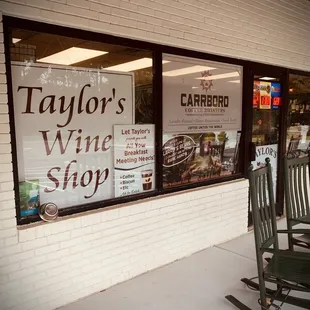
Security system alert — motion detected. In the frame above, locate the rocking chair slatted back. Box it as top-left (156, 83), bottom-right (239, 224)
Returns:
top-left (249, 159), bottom-right (279, 253)
top-left (284, 155), bottom-right (310, 221)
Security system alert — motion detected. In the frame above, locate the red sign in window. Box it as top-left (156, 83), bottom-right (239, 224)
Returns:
top-left (260, 96), bottom-right (271, 109)
top-left (272, 97), bottom-right (281, 106)
top-left (253, 94), bottom-right (259, 108)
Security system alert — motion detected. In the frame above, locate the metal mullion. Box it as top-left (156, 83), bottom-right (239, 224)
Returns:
top-left (153, 51), bottom-right (163, 192)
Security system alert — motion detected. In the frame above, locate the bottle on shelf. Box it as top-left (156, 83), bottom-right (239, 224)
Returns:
top-left (300, 102), bottom-right (304, 113)
top-left (291, 99), bottom-right (296, 112)
top-left (307, 128), bottom-right (310, 141)
top-left (295, 100), bottom-right (300, 112)
top-left (258, 137), bottom-right (262, 146)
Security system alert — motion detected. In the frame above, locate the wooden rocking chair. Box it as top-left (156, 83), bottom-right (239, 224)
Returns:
top-left (225, 158), bottom-right (310, 310)
top-left (284, 154), bottom-right (310, 250)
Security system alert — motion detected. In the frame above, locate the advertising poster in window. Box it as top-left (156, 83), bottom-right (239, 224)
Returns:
top-left (253, 81), bottom-right (260, 108)
top-left (162, 55), bottom-right (242, 188)
top-left (271, 82), bottom-right (281, 110)
top-left (113, 125), bottom-right (155, 197)
top-left (259, 81), bottom-right (271, 110)
top-left (11, 62), bottom-right (134, 211)
top-left (19, 180), bottom-right (40, 216)
top-left (162, 56), bottom-right (242, 134)
top-left (251, 144), bottom-right (278, 198)
top-left (162, 131), bottom-right (239, 188)
top-left (254, 81), bottom-right (281, 110)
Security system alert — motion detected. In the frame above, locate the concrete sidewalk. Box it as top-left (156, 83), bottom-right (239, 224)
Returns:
top-left (59, 219), bottom-right (306, 310)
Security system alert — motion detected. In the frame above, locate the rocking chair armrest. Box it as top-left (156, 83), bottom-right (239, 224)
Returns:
top-left (277, 229), bottom-right (310, 235)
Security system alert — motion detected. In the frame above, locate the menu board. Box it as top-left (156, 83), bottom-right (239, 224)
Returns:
top-left (114, 125), bottom-right (155, 197)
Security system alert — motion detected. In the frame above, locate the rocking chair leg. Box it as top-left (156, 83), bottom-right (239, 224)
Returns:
top-left (287, 222), bottom-right (294, 251)
top-left (256, 274), bottom-right (267, 310)
top-left (241, 278), bottom-right (277, 295)
top-left (288, 233), bottom-right (294, 251)
top-left (225, 295), bottom-right (252, 310)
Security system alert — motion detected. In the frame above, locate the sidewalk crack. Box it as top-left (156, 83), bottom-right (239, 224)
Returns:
top-left (215, 246), bottom-right (256, 262)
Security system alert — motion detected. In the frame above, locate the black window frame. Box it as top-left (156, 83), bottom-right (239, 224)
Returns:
top-left (4, 16), bottom-right (249, 225)
top-left (283, 68), bottom-right (310, 202)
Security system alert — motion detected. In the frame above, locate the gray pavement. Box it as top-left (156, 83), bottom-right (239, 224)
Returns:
top-left (60, 219), bottom-right (308, 310)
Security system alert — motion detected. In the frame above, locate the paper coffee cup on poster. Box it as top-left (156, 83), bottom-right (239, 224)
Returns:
top-left (141, 169), bottom-right (153, 191)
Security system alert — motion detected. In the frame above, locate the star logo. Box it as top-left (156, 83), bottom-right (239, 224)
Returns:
top-left (200, 70), bottom-right (213, 92)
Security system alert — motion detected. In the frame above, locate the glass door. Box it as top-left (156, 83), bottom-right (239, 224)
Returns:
top-left (248, 74), bottom-right (284, 226)
top-left (252, 76), bottom-right (281, 196)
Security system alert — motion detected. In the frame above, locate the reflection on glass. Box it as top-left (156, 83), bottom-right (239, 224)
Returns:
top-left (37, 47), bottom-right (109, 65)
top-left (287, 74), bottom-right (310, 156)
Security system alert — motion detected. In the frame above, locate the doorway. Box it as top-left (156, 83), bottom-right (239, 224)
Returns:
top-left (247, 70), bottom-right (287, 227)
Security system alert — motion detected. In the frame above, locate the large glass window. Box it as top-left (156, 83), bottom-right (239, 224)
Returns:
top-left (162, 55), bottom-right (242, 188)
top-left (8, 24), bottom-right (246, 223)
top-left (10, 29), bottom-right (155, 218)
top-left (287, 74), bottom-right (310, 156)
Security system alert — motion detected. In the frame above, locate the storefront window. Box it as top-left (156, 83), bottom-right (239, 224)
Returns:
top-left (10, 29), bottom-right (155, 217)
top-left (287, 74), bottom-right (310, 156)
top-left (8, 25), bottom-right (247, 223)
top-left (162, 55), bottom-right (242, 188)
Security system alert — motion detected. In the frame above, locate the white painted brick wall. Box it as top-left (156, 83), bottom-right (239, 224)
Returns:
top-left (1, 0), bottom-right (308, 309)
top-left (0, 0), bottom-right (309, 70)
top-left (0, 177), bottom-right (249, 310)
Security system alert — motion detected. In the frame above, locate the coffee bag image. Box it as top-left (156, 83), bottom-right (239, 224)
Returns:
top-left (19, 180), bottom-right (40, 216)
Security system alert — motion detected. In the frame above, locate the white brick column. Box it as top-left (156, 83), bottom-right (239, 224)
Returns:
top-left (0, 14), bottom-right (17, 246)
top-left (0, 11), bottom-right (21, 309)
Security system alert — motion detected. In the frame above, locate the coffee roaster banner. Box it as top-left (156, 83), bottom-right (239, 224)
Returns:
top-left (162, 55), bottom-right (242, 134)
